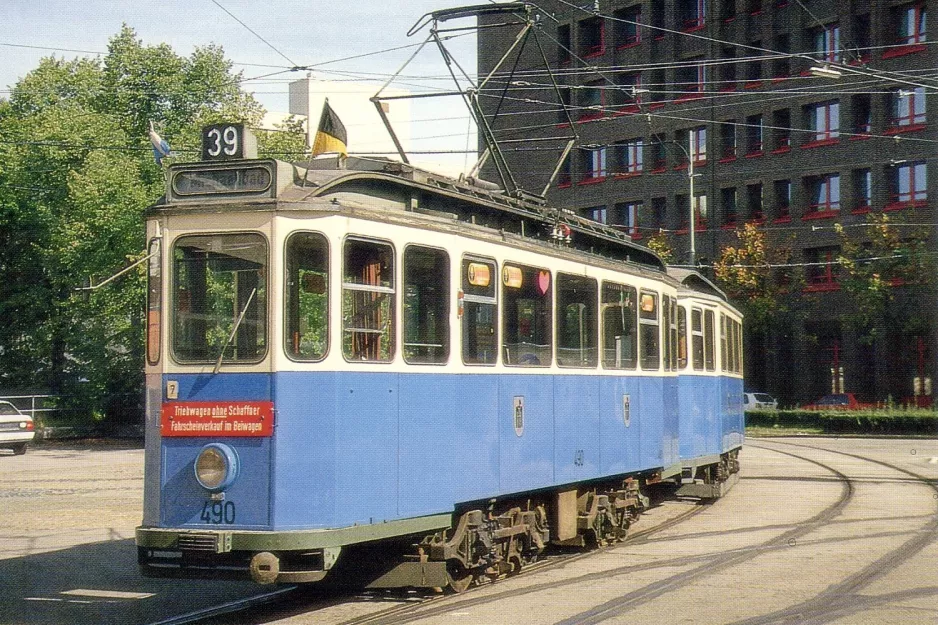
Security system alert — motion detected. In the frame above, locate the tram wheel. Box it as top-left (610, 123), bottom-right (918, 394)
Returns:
top-left (447, 562), bottom-right (473, 593)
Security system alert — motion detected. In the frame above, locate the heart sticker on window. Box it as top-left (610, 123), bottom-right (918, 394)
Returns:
top-left (537, 271), bottom-right (550, 295)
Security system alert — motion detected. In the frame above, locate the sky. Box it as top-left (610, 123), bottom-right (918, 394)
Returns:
top-left (0, 0), bottom-right (482, 171)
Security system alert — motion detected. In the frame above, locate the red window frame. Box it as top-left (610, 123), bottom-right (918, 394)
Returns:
top-left (619, 139), bottom-right (643, 175)
top-left (808, 101), bottom-right (840, 142)
top-left (580, 18), bottom-right (606, 58)
top-left (808, 174), bottom-right (841, 214)
top-left (891, 161), bottom-right (927, 206)
top-left (897, 4), bottom-right (926, 45)
top-left (681, 0), bottom-right (706, 30)
top-left (690, 127), bottom-right (707, 164)
top-left (615, 7), bottom-right (641, 48)
top-left (807, 249), bottom-right (839, 287)
top-left (813, 24), bottom-right (841, 63)
top-left (891, 87), bottom-right (926, 127)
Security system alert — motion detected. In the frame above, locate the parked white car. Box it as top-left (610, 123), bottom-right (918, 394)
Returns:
top-left (744, 392), bottom-right (778, 411)
top-left (0, 400), bottom-right (35, 455)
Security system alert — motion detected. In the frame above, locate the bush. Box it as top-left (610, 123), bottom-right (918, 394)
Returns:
top-left (746, 408), bottom-right (938, 435)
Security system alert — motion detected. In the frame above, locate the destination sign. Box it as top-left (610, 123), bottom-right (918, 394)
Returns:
top-left (172, 166), bottom-right (272, 196)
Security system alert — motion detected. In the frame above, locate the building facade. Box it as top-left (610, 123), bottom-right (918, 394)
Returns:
top-left (478, 0), bottom-right (936, 406)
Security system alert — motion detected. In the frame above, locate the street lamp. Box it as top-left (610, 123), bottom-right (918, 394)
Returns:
top-left (665, 137), bottom-right (702, 267)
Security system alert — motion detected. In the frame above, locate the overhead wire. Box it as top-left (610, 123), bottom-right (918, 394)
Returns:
top-left (208, 0), bottom-right (299, 68)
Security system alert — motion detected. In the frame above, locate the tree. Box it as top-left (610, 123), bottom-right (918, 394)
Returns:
top-left (0, 27), bottom-right (304, 423)
top-left (712, 223), bottom-right (799, 333)
top-left (835, 214), bottom-right (932, 343)
top-left (645, 231), bottom-right (674, 265)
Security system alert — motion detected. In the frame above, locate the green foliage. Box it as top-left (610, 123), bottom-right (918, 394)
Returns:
top-left (712, 223), bottom-right (801, 333)
top-left (834, 214), bottom-right (932, 343)
top-left (257, 115), bottom-right (310, 160)
top-left (645, 231), bottom-right (674, 264)
top-left (746, 408), bottom-right (938, 435)
top-left (0, 27), bottom-right (301, 422)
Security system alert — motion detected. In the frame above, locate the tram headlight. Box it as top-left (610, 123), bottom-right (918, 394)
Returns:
top-left (194, 443), bottom-right (239, 491)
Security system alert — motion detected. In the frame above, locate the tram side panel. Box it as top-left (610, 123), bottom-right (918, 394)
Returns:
top-left (334, 371), bottom-right (400, 526)
top-left (398, 372), bottom-right (458, 518)
top-left (553, 374), bottom-right (601, 485)
top-left (662, 375), bottom-right (680, 469)
top-left (637, 376), bottom-right (666, 469)
top-left (497, 373), bottom-right (555, 496)
top-left (270, 371), bottom-right (338, 529)
top-left (599, 376), bottom-right (644, 476)
top-left (721, 375), bottom-right (745, 452)
top-left (453, 373), bottom-right (501, 503)
top-left (678, 374), bottom-right (722, 461)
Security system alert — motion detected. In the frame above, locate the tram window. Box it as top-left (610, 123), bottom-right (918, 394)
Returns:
top-left (343, 238), bottom-right (395, 362)
top-left (720, 314), bottom-right (728, 372)
top-left (704, 310), bottom-right (715, 371)
top-left (462, 257), bottom-right (497, 365)
top-left (557, 274), bottom-right (598, 368)
top-left (172, 233), bottom-right (267, 363)
top-left (670, 297), bottom-right (679, 370)
top-left (727, 318), bottom-right (736, 373)
top-left (502, 264), bottom-right (552, 367)
top-left (677, 305), bottom-right (688, 369)
top-left (662, 296), bottom-right (671, 371)
top-left (736, 320), bottom-right (744, 373)
top-left (403, 246), bottom-right (449, 364)
top-left (691, 308), bottom-right (704, 371)
top-left (147, 237), bottom-right (161, 366)
top-left (639, 291), bottom-right (660, 370)
top-left (601, 282), bottom-right (637, 369)
top-left (285, 232), bottom-right (328, 361)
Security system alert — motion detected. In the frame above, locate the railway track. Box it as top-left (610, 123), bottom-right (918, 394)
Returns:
top-left (723, 439), bottom-right (938, 625)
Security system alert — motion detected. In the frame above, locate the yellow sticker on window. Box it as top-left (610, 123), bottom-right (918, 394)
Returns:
top-left (502, 266), bottom-right (523, 288)
top-left (640, 293), bottom-right (656, 313)
top-left (467, 262), bottom-right (491, 287)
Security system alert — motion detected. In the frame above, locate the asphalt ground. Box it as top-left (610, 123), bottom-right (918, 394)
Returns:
top-left (1, 437), bottom-right (936, 625)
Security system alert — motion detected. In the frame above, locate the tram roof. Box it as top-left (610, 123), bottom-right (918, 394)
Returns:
top-left (150, 155), bottom-right (666, 272)
top-left (296, 156), bottom-right (665, 271)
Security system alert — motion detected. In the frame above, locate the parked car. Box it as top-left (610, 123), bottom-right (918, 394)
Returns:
top-left (802, 393), bottom-right (873, 411)
top-left (744, 392), bottom-right (778, 410)
top-left (0, 400), bottom-right (35, 455)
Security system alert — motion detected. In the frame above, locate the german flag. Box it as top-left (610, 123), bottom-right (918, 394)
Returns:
top-left (311, 100), bottom-right (348, 157)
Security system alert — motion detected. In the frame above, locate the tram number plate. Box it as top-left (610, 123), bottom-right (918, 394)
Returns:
top-left (201, 500), bottom-right (236, 525)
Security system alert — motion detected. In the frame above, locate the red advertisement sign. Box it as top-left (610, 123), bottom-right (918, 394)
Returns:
top-left (161, 401), bottom-right (274, 437)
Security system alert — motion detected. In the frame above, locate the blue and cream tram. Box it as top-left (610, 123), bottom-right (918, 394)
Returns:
top-left (136, 125), bottom-right (743, 589)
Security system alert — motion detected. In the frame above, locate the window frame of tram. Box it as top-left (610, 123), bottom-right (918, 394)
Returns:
top-left (639, 290), bottom-right (660, 370)
top-left (171, 232), bottom-right (269, 364)
top-left (284, 232), bottom-right (329, 362)
top-left (677, 305), bottom-right (688, 369)
top-left (691, 308), bottom-right (705, 371)
top-left (402, 245), bottom-right (450, 365)
top-left (147, 237), bottom-right (161, 366)
top-left (556, 273), bottom-right (598, 368)
top-left (721, 313), bottom-right (729, 372)
top-left (662, 294), bottom-right (678, 371)
top-left (501, 263), bottom-right (552, 367)
top-left (704, 309), bottom-right (716, 371)
top-left (461, 256), bottom-right (498, 366)
top-left (342, 237), bottom-right (395, 363)
top-left (601, 281), bottom-right (638, 370)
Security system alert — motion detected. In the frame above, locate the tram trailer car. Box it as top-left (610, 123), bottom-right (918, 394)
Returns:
top-left (136, 124), bottom-right (743, 590)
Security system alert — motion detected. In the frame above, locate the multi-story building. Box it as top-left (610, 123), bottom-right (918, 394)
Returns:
top-left (478, 0), bottom-right (936, 406)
